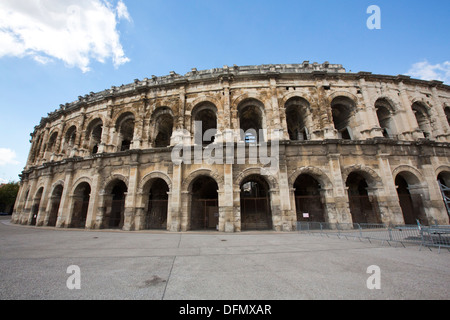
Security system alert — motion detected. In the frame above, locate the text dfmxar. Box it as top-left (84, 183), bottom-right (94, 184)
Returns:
top-left (179, 304), bottom-right (272, 317)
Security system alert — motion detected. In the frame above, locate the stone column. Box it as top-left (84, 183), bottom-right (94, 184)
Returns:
top-left (21, 174), bottom-right (38, 224)
top-left (316, 84), bottom-right (336, 139)
top-left (169, 161), bottom-right (183, 232)
top-left (123, 153), bottom-right (139, 231)
top-left (269, 77), bottom-right (283, 141)
top-left (358, 77), bottom-right (384, 139)
top-left (12, 180), bottom-right (28, 224)
top-left (35, 171), bottom-right (53, 227)
top-left (376, 148), bottom-right (404, 225)
top-left (233, 185), bottom-right (241, 232)
top-left (276, 144), bottom-right (295, 231)
top-left (100, 120), bottom-right (114, 153)
top-left (397, 81), bottom-right (421, 140)
top-left (132, 103), bottom-right (145, 150)
top-left (221, 162), bottom-right (235, 232)
top-left (180, 191), bottom-right (190, 231)
top-left (431, 84), bottom-right (450, 141)
top-left (85, 159), bottom-right (103, 229)
top-left (326, 150), bottom-right (352, 223)
top-left (219, 80), bottom-right (236, 232)
top-left (56, 162), bottom-right (75, 228)
top-left (221, 78), bottom-right (233, 143)
top-left (420, 148), bottom-right (449, 224)
top-left (76, 110), bottom-right (87, 148)
top-left (38, 127), bottom-right (50, 163)
top-left (171, 88), bottom-right (189, 146)
top-left (269, 188), bottom-right (282, 231)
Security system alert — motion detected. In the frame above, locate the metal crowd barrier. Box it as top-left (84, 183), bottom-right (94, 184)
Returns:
top-left (418, 225), bottom-right (450, 253)
top-left (297, 221), bottom-right (450, 253)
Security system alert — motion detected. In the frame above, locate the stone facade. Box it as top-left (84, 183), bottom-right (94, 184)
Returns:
top-left (12, 62), bottom-right (450, 232)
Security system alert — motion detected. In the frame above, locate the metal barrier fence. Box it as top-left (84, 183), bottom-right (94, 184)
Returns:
top-left (297, 222), bottom-right (450, 253)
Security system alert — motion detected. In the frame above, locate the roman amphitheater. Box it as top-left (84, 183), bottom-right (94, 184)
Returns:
top-left (11, 62), bottom-right (450, 232)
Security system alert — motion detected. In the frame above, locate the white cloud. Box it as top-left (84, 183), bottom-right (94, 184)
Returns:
top-left (0, 148), bottom-right (20, 166)
top-left (407, 60), bottom-right (450, 84)
top-left (116, 0), bottom-right (131, 22)
top-left (0, 0), bottom-right (131, 73)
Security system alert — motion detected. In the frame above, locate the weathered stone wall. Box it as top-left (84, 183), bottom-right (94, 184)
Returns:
top-left (12, 63), bottom-right (450, 231)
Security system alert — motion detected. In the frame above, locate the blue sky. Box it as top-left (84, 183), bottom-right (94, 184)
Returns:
top-left (0, 0), bottom-right (449, 183)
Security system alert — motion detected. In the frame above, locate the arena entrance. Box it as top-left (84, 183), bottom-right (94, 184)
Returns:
top-left (240, 175), bottom-right (272, 230)
top-left (70, 182), bottom-right (90, 228)
top-left (30, 187), bottom-right (44, 226)
top-left (47, 185), bottom-right (63, 227)
top-left (108, 180), bottom-right (127, 229)
top-left (294, 174), bottom-right (326, 222)
top-left (145, 178), bottom-right (169, 230)
top-left (346, 172), bottom-right (381, 224)
top-left (190, 176), bottom-right (219, 230)
top-left (395, 173), bottom-right (427, 225)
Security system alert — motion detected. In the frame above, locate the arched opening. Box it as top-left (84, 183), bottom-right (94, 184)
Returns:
top-left (412, 102), bottom-right (432, 139)
top-left (240, 175), bottom-right (272, 230)
top-left (154, 114), bottom-right (174, 148)
top-left (70, 182), bottom-right (90, 228)
top-left (30, 187), bottom-right (44, 226)
top-left (375, 99), bottom-right (396, 138)
top-left (63, 126), bottom-right (77, 155)
top-left (190, 176), bottom-right (219, 230)
top-left (86, 119), bottom-right (103, 154)
top-left (23, 189), bottom-right (30, 210)
top-left (116, 112), bottom-right (135, 151)
top-left (108, 180), bottom-right (127, 229)
top-left (437, 172), bottom-right (450, 221)
top-left (48, 185), bottom-right (63, 227)
top-left (285, 97), bottom-right (310, 141)
top-left (30, 135), bottom-right (43, 163)
top-left (294, 174), bottom-right (325, 222)
top-left (395, 172), bottom-right (427, 225)
top-left (238, 99), bottom-right (264, 143)
top-left (346, 172), bottom-right (381, 224)
top-left (192, 103), bottom-right (217, 145)
top-left (145, 178), bottom-right (169, 230)
top-left (331, 96), bottom-right (355, 140)
top-left (444, 106), bottom-right (450, 128)
top-left (46, 132), bottom-right (58, 154)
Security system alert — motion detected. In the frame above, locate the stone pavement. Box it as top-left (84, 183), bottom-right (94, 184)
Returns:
top-left (0, 217), bottom-right (449, 300)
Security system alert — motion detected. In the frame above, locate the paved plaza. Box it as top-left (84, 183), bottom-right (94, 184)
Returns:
top-left (0, 216), bottom-right (449, 300)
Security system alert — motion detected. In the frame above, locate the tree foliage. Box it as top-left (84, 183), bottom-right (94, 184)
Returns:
top-left (0, 182), bottom-right (20, 213)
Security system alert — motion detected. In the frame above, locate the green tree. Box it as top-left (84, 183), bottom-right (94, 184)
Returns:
top-left (0, 182), bottom-right (20, 214)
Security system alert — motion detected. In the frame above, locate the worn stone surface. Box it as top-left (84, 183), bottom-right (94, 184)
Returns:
top-left (11, 62), bottom-right (450, 231)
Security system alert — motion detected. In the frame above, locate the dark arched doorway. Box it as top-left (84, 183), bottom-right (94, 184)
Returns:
top-left (190, 176), bottom-right (219, 230)
top-left (412, 102), bottom-right (432, 139)
top-left (238, 99), bottom-right (265, 143)
top-left (285, 97), bottom-right (310, 141)
top-left (193, 104), bottom-right (217, 146)
top-left (395, 173), bottom-right (427, 225)
top-left (346, 172), bottom-right (381, 224)
top-left (145, 178), bottom-right (169, 230)
top-left (48, 185), bottom-right (63, 227)
top-left (240, 175), bottom-right (272, 230)
top-left (294, 174), bottom-right (326, 222)
top-left (331, 96), bottom-right (355, 140)
top-left (70, 182), bottom-right (91, 228)
top-left (116, 112), bottom-right (135, 151)
top-left (30, 187), bottom-right (44, 226)
top-left (86, 118), bottom-right (103, 154)
top-left (154, 114), bottom-right (173, 147)
top-left (108, 180), bottom-right (127, 228)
